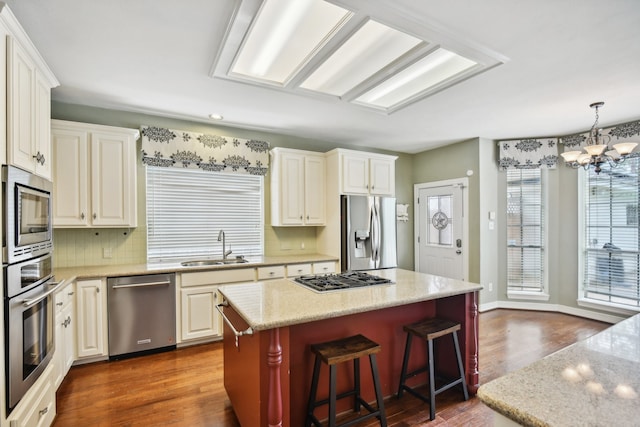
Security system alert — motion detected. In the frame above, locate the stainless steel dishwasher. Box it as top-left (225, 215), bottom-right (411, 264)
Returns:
top-left (107, 273), bottom-right (176, 358)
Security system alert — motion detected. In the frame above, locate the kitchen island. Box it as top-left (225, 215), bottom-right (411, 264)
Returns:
top-left (218, 268), bottom-right (482, 427)
top-left (477, 313), bottom-right (640, 427)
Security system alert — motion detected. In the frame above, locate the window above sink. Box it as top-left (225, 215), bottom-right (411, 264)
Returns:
top-left (146, 167), bottom-right (264, 262)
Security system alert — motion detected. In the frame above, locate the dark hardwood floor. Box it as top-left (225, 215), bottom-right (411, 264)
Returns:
top-left (53, 309), bottom-right (609, 426)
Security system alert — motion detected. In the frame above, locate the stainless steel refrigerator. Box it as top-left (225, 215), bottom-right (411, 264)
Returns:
top-left (341, 195), bottom-right (397, 271)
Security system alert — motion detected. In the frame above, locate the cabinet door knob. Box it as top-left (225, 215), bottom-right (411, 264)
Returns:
top-left (93, 213), bottom-right (97, 220)
top-left (80, 213), bottom-right (85, 220)
top-left (33, 152), bottom-right (45, 165)
top-left (306, 215), bottom-right (309, 220)
top-left (299, 215), bottom-right (303, 220)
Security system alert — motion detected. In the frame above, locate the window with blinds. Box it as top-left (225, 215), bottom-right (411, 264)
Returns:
top-left (146, 166), bottom-right (264, 261)
top-left (583, 159), bottom-right (640, 307)
top-left (506, 168), bottom-right (544, 292)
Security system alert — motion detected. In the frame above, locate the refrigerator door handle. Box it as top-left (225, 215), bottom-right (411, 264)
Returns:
top-left (371, 200), bottom-right (381, 264)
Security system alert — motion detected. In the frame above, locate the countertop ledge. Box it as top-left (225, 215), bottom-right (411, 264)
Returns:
top-left (53, 254), bottom-right (338, 282)
top-left (477, 313), bottom-right (640, 427)
top-left (219, 268), bottom-right (482, 331)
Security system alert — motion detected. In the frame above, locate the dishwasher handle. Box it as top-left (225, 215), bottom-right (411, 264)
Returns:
top-left (216, 301), bottom-right (253, 348)
top-left (111, 280), bottom-right (172, 289)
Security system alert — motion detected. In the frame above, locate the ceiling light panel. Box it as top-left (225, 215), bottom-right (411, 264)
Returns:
top-left (300, 20), bottom-right (424, 97)
top-left (354, 48), bottom-right (478, 109)
top-left (230, 0), bottom-right (352, 85)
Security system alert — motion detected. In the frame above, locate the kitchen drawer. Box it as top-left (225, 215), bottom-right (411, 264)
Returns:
top-left (286, 263), bottom-right (312, 277)
top-left (8, 364), bottom-right (56, 427)
top-left (181, 268), bottom-right (255, 287)
top-left (312, 261), bottom-right (336, 274)
top-left (53, 281), bottom-right (74, 314)
top-left (257, 265), bottom-right (285, 280)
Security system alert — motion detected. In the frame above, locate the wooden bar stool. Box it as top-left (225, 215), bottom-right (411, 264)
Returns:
top-left (306, 334), bottom-right (387, 427)
top-left (396, 318), bottom-right (469, 421)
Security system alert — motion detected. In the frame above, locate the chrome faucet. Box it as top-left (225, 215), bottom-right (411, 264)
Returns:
top-left (218, 230), bottom-right (232, 259)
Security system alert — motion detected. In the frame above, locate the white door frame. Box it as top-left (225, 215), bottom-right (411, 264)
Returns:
top-left (414, 177), bottom-right (469, 281)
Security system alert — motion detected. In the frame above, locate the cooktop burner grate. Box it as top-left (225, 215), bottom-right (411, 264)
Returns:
top-left (293, 271), bottom-right (393, 292)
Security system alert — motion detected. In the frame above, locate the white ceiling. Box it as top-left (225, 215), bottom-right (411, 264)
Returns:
top-left (5, 0), bottom-right (640, 154)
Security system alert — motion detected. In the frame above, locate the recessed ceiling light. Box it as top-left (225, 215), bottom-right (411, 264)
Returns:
top-left (230, 0), bottom-right (352, 85)
top-left (209, 113), bottom-right (224, 120)
top-left (213, 0), bottom-right (507, 113)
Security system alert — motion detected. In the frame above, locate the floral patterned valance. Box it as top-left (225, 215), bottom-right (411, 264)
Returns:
top-left (499, 138), bottom-right (558, 170)
top-left (560, 119), bottom-right (640, 153)
top-left (140, 126), bottom-right (269, 176)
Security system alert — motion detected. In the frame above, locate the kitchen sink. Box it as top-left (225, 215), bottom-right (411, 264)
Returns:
top-left (181, 257), bottom-right (249, 267)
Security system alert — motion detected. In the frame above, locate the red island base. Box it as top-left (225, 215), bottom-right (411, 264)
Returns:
top-left (223, 291), bottom-right (479, 427)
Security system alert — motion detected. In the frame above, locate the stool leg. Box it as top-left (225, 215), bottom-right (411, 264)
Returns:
top-left (452, 331), bottom-right (469, 401)
top-left (306, 355), bottom-right (322, 427)
top-left (369, 354), bottom-right (387, 427)
top-left (353, 358), bottom-right (361, 412)
top-left (397, 333), bottom-right (413, 398)
top-left (329, 364), bottom-right (337, 427)
top-left (427, 338), bottom-right (436, 421)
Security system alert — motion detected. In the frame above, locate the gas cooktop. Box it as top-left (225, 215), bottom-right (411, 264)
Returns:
top-left (293, 271), bottom-right (393, 293)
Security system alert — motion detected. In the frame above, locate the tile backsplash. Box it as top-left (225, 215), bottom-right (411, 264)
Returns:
top-left (53, 224), bottom-right (318, 268)
top-left (53, 228), bottom-right (147, 268)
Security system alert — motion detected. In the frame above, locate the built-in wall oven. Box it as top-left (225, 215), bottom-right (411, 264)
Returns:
top-left (3, 165), bottom-right (57, 413)
top-left (2, 165), bottom-right (53, 265)
top-left (4, 253), bottom-right (62, 412)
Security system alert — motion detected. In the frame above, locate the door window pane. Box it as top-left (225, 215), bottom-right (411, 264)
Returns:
top-left (427, 195), bottom-right (452, 246)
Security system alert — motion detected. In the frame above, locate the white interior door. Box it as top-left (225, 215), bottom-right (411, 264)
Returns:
top-left (415, 179), bottom-right (468, 281)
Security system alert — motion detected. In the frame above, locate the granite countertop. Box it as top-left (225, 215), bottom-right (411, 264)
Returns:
top-left (218, 268), bottom-right (482, 331)
top-left (53, 253), bottom-right (337, 282)
top-left (477, 314), bottom-right (640, 427)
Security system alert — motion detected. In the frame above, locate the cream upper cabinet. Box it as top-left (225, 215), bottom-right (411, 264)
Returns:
top-left (270, 147), bottom-right (325, 226)
top-left (331, 149), bottom-right (397, 196)
top-left (6, 35), bottom-right (58, 180)
top-left (51, 120), bottom-right (139, 228)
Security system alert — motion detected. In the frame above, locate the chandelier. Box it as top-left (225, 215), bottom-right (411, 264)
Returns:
top-left (560, 102), bottom-right (637, 174)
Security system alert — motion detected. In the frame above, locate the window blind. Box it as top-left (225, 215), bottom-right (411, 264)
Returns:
top-left (146, 166), bottom-right (263, 261)
top-left (583, 159), bottom-right (640, 307)
top-left (506, 168), bottom-right (544, 291)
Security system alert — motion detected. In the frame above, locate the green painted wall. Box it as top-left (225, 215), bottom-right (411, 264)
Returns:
top-left (412, 139), bottom-right (481, 283)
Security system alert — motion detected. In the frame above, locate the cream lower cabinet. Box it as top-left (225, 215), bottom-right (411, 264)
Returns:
top-left (53, 282), bottom-right (75, 389)
top-left (75, 279), bottom-right (108, 360)
top-left (179, 268), bottom-right (255, 343)
top-left (7, 364), bottom-right (56, 427)
top-left (180, 285), bottom-right (222, 341)
top-left (51, 120), bottom-right (139, 228)
top-left (270, 147), bottom-right (326, 226)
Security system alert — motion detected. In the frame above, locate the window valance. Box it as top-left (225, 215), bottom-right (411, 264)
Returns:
top-left (499, 138), bottom-right (558, 170)
top-left (140, 125), bottom-right (270, 176)
top-left (560, 119), bottom-right (640, 153)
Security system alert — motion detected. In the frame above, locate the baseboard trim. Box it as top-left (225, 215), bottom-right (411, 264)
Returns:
top-left (479, 300), bottom-right (625, 324)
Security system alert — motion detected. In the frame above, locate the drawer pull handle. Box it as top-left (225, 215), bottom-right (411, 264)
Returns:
top-left (39, 406), bottom-right (48, 416)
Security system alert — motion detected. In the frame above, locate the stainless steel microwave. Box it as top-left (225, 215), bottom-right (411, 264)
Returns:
top-left (2, 165), bottom-right (53, 265)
